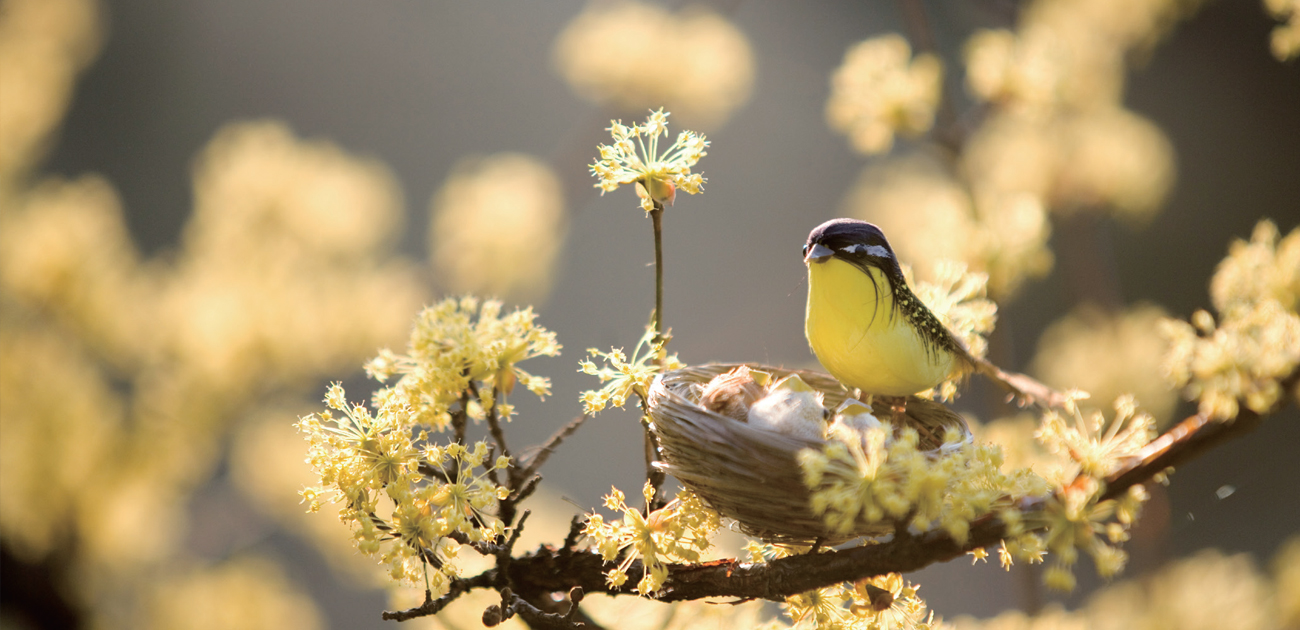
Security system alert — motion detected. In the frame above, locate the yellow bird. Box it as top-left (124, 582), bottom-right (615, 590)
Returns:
top-left (803, 218), bottom-right (964, 396)
top-left (803, 218), bottom-right (1062, 406)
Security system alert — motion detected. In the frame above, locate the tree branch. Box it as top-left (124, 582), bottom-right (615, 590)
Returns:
top-left (388, 370), bottom-right (1298, 621)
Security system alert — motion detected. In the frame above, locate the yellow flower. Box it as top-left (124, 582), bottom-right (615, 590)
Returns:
top-left (590, 109), bottom-right (708, 213)
top-left (582, 486), bottom-right (719, 595)
top-left (578, 327), bottom-right (682, 414)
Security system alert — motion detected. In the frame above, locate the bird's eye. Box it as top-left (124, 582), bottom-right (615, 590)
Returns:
top-left (801, 244), bottom-right (808, 256)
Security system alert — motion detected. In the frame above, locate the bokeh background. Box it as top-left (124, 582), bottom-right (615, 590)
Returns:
top-left (3, 0), bottom-right (1299, 628)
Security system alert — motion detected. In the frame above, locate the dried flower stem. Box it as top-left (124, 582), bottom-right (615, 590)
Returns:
top-left (645, 200), bottom-right (668, 512)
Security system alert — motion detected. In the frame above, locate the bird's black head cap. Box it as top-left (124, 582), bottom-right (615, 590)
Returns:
top-left (803, 218), bottom-right (904, 280)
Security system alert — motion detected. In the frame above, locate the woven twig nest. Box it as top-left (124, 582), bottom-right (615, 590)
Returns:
top-left (648, 363), bottom-right (971, 544)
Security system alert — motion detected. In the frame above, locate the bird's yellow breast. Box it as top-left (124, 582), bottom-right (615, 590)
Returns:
top-left (805, 257), bottom-right (954, 396)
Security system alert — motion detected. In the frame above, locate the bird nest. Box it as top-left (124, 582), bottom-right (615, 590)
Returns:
top-left (647, 363), bottom-right (971, 544)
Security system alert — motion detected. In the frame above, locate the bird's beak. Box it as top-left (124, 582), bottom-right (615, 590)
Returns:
top-left (804, 243), bottom-right (834, 264)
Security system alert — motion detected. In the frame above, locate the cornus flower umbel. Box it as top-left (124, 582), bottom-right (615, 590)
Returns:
top-left (582, 485), bottom-right (720, 595)
top-left (590, 108), bottom-right (708, 213)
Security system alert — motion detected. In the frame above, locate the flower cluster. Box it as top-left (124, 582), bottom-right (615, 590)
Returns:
top-left (590, 109), bottom-right (708, 213)
top-left (800, 390), bottom-right (1157, 592)
top-left (783, 574), bottom-right (943, 630)
top-left (1161, 221), bottom-right (1300, 420)
top-left (583, 485), bottom-right (720, 595)
top-left (298, 384), bottom-right (510, 589)
top-left (578, 327), bottom-right (683, 415)
top-left (298, 296), bottom-right (559, 593)
top-left (906, 261), bottom-right (998, 401)
top-left (1016, 393), bottom-right (1154, 590)
top-left (825, 34), bottom-right (943, 155)
top-left (799, 421), bottom-right (1048, 543)
top-left (1035, 392), bottom-right (1156, 480)
top-left (365, 296), bottom-right (560, 430)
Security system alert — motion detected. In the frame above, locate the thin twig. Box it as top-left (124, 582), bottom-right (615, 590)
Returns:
top-left (521, 414), bottom-right (592, 481)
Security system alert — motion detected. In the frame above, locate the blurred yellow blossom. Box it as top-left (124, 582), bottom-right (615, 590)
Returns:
top-left (1031, 304), bottom-right (1179, 424)
top-left (1162, 221), bottom-right (1300, 420)
top-left (1051, 108), bottom-right (1174, 223)
top-left (430, 153), bottom-right (566, 303)
top-left (962, 110), bottom-right (1173, 226)
top-left (0, 0), bottom-right (101, 184)
top-left (826, 34), bottom-right (944, 155)
top-left (166, 120), bottom-right (423, 396)
top-left (844, 153), bottom-right (1053, 297)
top-left (0, 175), bottom-right (153, 366)
top-left (552, 1), bottom-right (754, 128)
top-left (955, 546), bottom-right (1286, 630)
top-left (1266, 0), bottom-right (1300, 60)
top-left (0, 319), bottom-right (128, 559)
top-left (1274, 536), bottom-right (1300, 627)
top-left (590, 108), bottom-right (708, 213)
top-left (146, 556), bottom-right (323, 630)
top-left (965, 0), bottom-right (1203, 116)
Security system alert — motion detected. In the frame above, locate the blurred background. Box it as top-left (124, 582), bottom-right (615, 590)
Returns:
top-left (2, 0), bottom-right (1299, 628)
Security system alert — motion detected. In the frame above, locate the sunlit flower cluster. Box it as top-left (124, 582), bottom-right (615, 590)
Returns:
top-left (1031, 304), bottom-right (1178, 424)
top-left (552, 1), bottom-right (754, 128)
top-left (579, 327), bottom-right (684, 415)
top-left (1011, 392), bottom-right (1155, 590)
top-left (146, 556), bottom-right (324, 630)
top-left (826, 34), bottom-right (943, 155)
top-left (1161, 221), bottom-right (1300, 420)
top-left (784, 574), bottom-right (945, 630)
top-left (0, 0), bottom-right (101, 183)
top-left (298, 383), bottom-right (510, 589)
top-left (429, 153), bottom-right (566, 303)
top-left (1264, 0), bottom-right (1300, 61)
top-left (799, 422), bottom-right (1049, 543)
top-left (590, 109), bottom-right (708, 213)
top-left (907, 261), bottom-right (998, 401)
top-left (366, 296), bottom-right (561, 430)
top-left (583, 485), bottom-right (720, 595)
top-left (1036, 393), bottom-right (1156, 480)
top-left (800, 390), bottom-right (1156, 592)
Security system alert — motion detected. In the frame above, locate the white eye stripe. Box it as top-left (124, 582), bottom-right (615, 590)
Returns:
top-left (840, 244), bottom-right (892, 258)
